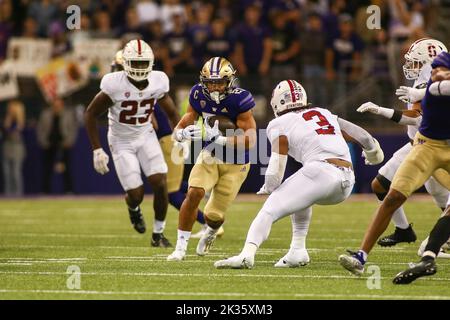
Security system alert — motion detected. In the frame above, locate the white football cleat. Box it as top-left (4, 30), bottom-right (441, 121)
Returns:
top-left (274, 249), bottom-right (310, 268)
top-left (339, 252), bottom-right (364, 276)
top-left (196, 230), bottom-right (217, 256)
top-left (167, 249), bottom-right (186, 261)
top-left (191, 225), bottom-right (225, 239)
top-left (214, 255), bottom-right (254, 269)
top-left (418, 237), bottom-right (450, 259)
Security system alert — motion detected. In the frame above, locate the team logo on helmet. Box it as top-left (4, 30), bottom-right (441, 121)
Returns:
top-left (200, 57), bottom-right (237, 104)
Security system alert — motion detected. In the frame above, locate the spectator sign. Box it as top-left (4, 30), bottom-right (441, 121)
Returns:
top-left (0, 60), bottom-right (19, 101)
top-left (73, 39), bottom-right (121, 78)
top-left (6, 38), bottom-right (52, 77)
top-left (36, 55), bottom-right (88, 102)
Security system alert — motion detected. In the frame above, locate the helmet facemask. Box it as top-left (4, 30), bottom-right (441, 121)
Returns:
top-left (403, 54), bottom-right (422, 80)
top-left (200, 57), bottom-right (236, 104)
top-left (124, 59), bottom-right (153, 82)
top-left (200, 76), bottom-right (234, 104)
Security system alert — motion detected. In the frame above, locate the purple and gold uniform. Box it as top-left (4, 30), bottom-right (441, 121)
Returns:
top-left (392, 52), bottom-right (450, 196)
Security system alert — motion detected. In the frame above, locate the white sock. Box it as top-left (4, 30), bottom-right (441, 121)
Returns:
top-left (205, 225), bottom-right (217, 236)
top-left (176, 229), bottom-right (191, 251)
top-left (241, 242), bottom-right (258, 258)
top-left (153, 219), bottom-right (166, 233)
top-left (290, 207), bottom-right (312, 251)
top-left (391, 206), bottom-right (409, 229)
top-left (128, 206), bottom-right (139, 211)
top-left (358, 250), bottom-right (368, 262)
top-left (245, 210), bottom-right (273, 248)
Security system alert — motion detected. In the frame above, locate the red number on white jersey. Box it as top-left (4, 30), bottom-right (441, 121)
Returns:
top-left (119, 99), bottom-right (154, 125)
top-left (302, 110), bottom-right (335, 135)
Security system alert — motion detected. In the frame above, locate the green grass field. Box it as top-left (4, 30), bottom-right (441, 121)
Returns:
top-left (0, 196), bottom-right (449, 300)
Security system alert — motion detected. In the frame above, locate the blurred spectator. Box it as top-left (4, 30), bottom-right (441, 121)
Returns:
top-left (269, 12), bottom-right (300, 83)
top-left (119, 6), bottom-right (145, 38)
top-left (21, 17), bottom-right (39, 38)
top-left (37, 98), bottom-right (78, 194)
top-left (325, 14), bottom-right (364, 81)
top-left (164, 13), bottom-right (194, 74)
top-left (91, 10), bottom-right (116, 38)
top-left (268, 0), bottom-right (301, 28)
top-left (160, 0), bottom-right (186, 33)
top-left (388, 0), bottom-right (424, 42)
top-left (135, 0), bottom-right (160, 24)
top-left (2, 100), bottom-right (26, 197)
top-left (49, 21), bottom-right (70, 58)
top-left (204, 18), bottom-right (234, 61)
top-left (212, 0), bottom-right (233, 27)
top-left (27, 0), bottom-right (58, 37)
top-left (146, 20), bottom-right (173, 76)
top-left (68, 14), bottom-right (92, 46)
top-left (300, 12), bottom-right (327, 106)
top-left (233, 4), bottom-right (272, 76)
top-left (322, 0), bottom-right (347, 40)
top-left (189, 4), bottom-right (212, 68)
top-left (0, 0), bottom-right (13, 62)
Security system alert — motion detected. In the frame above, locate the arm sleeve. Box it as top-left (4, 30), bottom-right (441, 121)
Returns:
top-left (338, 118), bottom-right (375, 150)
top-left (429, 80), bottom-right (450, 96)
top-left (265, 152), bottom-right (288, 192)
top-left (100, 74), bottom-right (115, 101)
top-left (398, 114), bottom-right (422, 126)
top-left (238, 91), bottom-right (256, 113)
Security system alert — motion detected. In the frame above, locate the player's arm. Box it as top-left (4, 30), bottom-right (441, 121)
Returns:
top-left (233, 110), bottom-right (257, 150)
top-left (173, 104), bottom-right (202, 142)
top-left (338, 118), bottom-right (384, 165)
top-left (356, 101), bottom-right (422, 126)
top-left (84, 91), bottom-right (113, 175)
top-left (257, 135), bottom-right (288, 195)
top-left (429, 67), bottom-right (450, 96)
top-left (157, 93), bottom-right (180, 129)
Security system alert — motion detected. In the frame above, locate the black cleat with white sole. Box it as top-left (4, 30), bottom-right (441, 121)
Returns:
top-left (151, 233), bottom-right (173, 248)
top-left (393, 258), bottom-right (437, 284)
top-left (377, 224), bottom-right (417, 247)
top-left (128, 207), bottom-right (146, 234)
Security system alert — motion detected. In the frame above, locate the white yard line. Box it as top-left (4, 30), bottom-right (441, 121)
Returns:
top-left (1, 270), bottom-right (449, 282)
top-left (0, 289), bottom-right (448, 300)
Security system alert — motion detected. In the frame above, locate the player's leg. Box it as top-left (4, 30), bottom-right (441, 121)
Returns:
top-left (215, 161), bottom-right (353, 269)
top-left (110, 145), bottom-right (147, 234)
top-left (340, 135), bottom-right (442, 275)
top-left (375, 144), bottom-right (417, 246)
top-left (167, 150), bottom-right (218, 261)
top-left (393, 198), bottom-right (450, 284)
top-left (274, 207), bottom-right (312, 268)
top-left (196, 162), bottom-right (250, 256)
top-left (139, 131), bottom-right (171, 247)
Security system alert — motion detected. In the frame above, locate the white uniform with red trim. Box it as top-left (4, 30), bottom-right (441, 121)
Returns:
top-left (262, 107), bottom-right (355, 221)
top-left (100, 70), bottom-right (169, 191)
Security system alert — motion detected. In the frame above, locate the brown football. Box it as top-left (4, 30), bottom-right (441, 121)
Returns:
top-left (206, 115), bottom-right (237, 135)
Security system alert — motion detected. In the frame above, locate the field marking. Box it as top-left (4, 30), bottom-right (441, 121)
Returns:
top-left (1, 270), bottom-right (449, 282)
top-left (0, 289), bottom-right (448, 300)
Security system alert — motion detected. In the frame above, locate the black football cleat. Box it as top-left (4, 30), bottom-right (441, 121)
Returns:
top-left (377, 224), bottom-right (417, 247)
top-left (393, 259), bottom-right (437, 284)
top-left (128, 207), bottom-right (146, 234)
top-left (151, 233), bottom-right (173, 248)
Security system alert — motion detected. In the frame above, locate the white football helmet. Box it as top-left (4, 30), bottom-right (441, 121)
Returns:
top-left (270, 80), bottom-right (308, 117)
top-left (122, 39), bottom-right (154, 81)
top-left (403, 38), bottom-right (447, 80)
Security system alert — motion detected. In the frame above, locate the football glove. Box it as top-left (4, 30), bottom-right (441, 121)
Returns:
top-left (395, 86), bottom-right (426, 104)
top-left (362, 138), bottom-right (384, 165)
top-left (204, 118), bottom-right (226, 145)
top-left (256, 184), bottom-right (271, 195)
top-left (93, 148), bottom-right (110, 175)
top-left (174, 125), bottom-right (202, 142)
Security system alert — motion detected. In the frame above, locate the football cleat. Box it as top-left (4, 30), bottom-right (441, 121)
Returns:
top-left (167, 248), bottom-right (186, 261)
top-left (339, 250), bottom-right (365, 276)
top-left (214, 255), bottom-right (254, 269)
top-left (274, 249), bottom-right (310, 268)
top-left (377, 224), bottom-right (417, 247)
top-left (418, 237), bottom-right (450, 258)
top-left (151, 233), bottom-right (172, 248)
top-left (196, 230), bottom-right (217, 256)
top-left (393, 259), bottom-right (437, 284)
top-left (128, 207), bottom-right (146, 234)
top-left (191, 225), bottom-right (225, 239)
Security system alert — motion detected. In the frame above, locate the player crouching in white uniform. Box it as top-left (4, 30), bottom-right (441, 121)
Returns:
top-left (214, 80), bottom-right (384, 269)
top-left (84, 40), bottom-right (180, 247)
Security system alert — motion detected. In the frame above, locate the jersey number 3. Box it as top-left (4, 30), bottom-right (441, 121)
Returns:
top-left (302, 110), bottom-right (335, 135)
top-left (119, 100), bottom-right (154, 125)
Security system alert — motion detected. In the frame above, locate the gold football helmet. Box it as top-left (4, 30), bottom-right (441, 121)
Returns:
top-left (200, 57), bottom-right (237, 103)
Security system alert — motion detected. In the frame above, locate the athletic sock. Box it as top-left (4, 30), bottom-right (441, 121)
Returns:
top-left (391, 206), bottom-right (410, 229)
top-left (176, 229), bottom-right (191, 251)
top-left (153, 219), bottom-right (166, 234)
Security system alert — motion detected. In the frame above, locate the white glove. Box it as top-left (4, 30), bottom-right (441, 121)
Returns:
top-left (174, 125), bottom-right (202, 142)
top-left (204, 118), bottom-right (226, 145)
top-left (362, 138), bottom-right (384, 165)
top-left (256, 184), bottom-right (271, 195)
top-left (395, 86), bottom-right (426, 104)
top-left (174, 141), bottom-right (190, 160)
top-left (357, 102), bottom-right (381, 115)
top-left (93, 148), bottom-right (110, 175)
